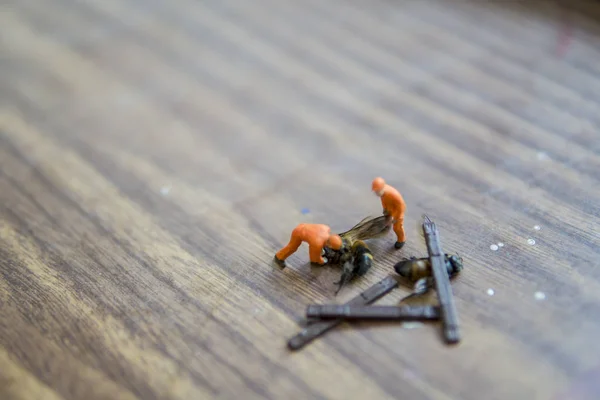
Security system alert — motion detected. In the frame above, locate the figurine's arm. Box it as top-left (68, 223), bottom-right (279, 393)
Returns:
top-left (381, 195), bottom-right (391, 216)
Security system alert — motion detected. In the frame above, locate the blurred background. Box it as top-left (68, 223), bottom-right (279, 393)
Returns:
top-left (2, 0), bottom-right (600, 399)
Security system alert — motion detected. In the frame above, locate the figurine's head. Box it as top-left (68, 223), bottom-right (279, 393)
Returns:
top-left (372, 177), bottom-right (386, 196)
top-left (326, 234), bottom-right (343, 250)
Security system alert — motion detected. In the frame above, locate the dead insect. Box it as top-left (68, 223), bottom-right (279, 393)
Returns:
top-left (323, 215), bottom-right (392, 294)
top-left (334, 240), bottom-right (373, 295)
top-left (322, 238), bottom-right (351, 265)
top-left (393, 253), bottom-right (463, 282)
top-left (323, 214), bottom-right (392, 264)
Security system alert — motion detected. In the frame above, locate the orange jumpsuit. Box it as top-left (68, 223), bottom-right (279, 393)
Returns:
top-left (380, 184), bottom-right (406, 244)
top-left (275, 223), bottom-right (335, 265)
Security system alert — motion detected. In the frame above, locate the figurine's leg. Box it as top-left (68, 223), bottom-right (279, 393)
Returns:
top-left (309, 245), bottom-right (326, 265)
top-left (275, 234), bottom-right (302, 262)
top-left (393, 217), bottom-right (406, 249)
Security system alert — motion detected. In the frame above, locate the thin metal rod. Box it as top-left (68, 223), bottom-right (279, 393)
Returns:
top-left (306, 305), bottom-right (440, 320)
top-left (287, 276), bottom-right (399, 351)
top-left (422, 216), bottom-right (461, 344)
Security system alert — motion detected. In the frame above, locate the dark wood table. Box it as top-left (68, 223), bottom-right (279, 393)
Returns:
top-left (2, 0), bottom-right (600, 399)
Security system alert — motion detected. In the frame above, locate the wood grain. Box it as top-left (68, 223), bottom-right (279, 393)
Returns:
top-left (1, 0), bottom-right (600, 399)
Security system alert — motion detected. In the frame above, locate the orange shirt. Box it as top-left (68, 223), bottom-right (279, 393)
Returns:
top-left (294, 223), bottom-right (331, 246)
top-left (381, 184), bottom-right (406, 219)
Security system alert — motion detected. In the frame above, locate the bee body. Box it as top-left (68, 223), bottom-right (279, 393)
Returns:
top-left (333, 240), bottom-right (376, 294)
top-left (351, 240), bottom-right (373, 277)
top-left (324, 215), bottom-right (392, 294)
top-left (394, 254), bottom-right (463, 281)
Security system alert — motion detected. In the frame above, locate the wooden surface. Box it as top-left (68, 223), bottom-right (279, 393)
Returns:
top-left (1, 0), bottom-right (600, 399)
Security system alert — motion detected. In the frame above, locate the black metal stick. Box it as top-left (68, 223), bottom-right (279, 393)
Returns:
top-left (287, 276), bottom-right (399, 350)
top-left (422, 216), bottom-right (461, 344)
top-left (306, 305), bottom-right (440, 320)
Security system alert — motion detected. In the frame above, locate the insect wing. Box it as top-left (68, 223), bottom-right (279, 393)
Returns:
top-left (413, 278), bottom-right (431, 295)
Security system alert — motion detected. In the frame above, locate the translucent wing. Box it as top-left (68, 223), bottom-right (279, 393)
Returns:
top-left (338, 215), bottom-right (393, 242)
top-left (413, 277), bottom-right (432, 295)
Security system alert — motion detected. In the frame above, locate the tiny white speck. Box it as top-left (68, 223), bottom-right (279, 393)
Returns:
top-left (160, 186), bottom-right (171, 195)
top-left (490, 244), bottom-right (499, 251)
top-left (401, 322), bottom-right (424, 329)
top-left (498, 242), bottom-right (504, 247)
top-left (537, 151), bottom-right (549, 161)
top-left (534, 225), bottom-right (541, 231)
top-left (534, 291), bottom-right (546, 300)
top-left (527, 238), bottom-right (536, 245)
top-left (487, 288), bottom-right (495, 296)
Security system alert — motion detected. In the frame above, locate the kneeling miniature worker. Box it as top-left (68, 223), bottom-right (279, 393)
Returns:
top-left (274, 223), bottom-right (343, 267)
top-left (372, 177), bottom-right (406, 249)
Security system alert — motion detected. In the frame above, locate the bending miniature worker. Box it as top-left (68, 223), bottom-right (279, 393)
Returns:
top-left (372, 177), bottom-right (406, 249)
top-left (275, 223), bottom-right (343, 267)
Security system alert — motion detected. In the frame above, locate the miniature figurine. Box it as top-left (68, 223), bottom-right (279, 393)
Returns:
top-left (274, 223), bottom-right (343, 267)
top-left (372, 177), bottom-right (407, 249)
top-left (290, 216), bottom-right (463, 350)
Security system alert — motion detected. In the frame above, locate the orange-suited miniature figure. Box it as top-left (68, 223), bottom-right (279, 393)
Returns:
top-left (372, 177), bottom-right (406, 249)
top-left (275, 224), bottom-right (343, 267)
